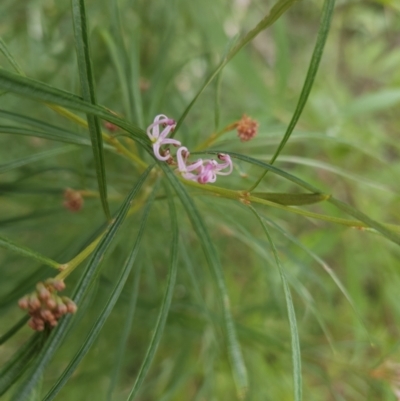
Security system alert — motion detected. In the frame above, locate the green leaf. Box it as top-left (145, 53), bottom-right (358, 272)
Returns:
top-left (175, 0), bottom-right (298, 133)
top-left (0, 37), bottom-right (24, 75)
top-left (207, 150), bottom-right (400, 246)
top-left (42, 182), bottom-right (158, 401)
top-left (0, 146), bottom-right (76, 174)
top-left (160, 164), bottom-right (248, 399)
top-left (251, 0), bottom-right (336, 190)
top-left (250, 206), bottom-right (302, 401)
top-left (0, 234), bottom-right (60, 269)
top-left (0, 125), bottom-right (91, 146)
top-left (0, 69), bottom-right (146, 142)
top-left (11, 166), bottom-right (153, 401)
top-left (328, 197), bottom-right (400, 246)
top-left (0, 315), bottom-right (30, 345)
top-left (126, 182), bottom-right (178, 401)
top-left (251, 192), bottom-right (329, 205)
top-left (72, 0), bottom-right (110, 219)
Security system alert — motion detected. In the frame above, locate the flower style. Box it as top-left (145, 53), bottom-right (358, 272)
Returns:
top-left (146, 114), bottom-right (181, 161)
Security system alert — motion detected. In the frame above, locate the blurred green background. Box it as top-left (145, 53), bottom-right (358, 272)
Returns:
top-left (1, 0), bottom-right (400, 400)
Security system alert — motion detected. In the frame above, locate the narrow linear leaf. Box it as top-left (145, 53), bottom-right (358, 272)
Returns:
top-left (251, 0), bottom-right (336, 190)
top-left (0, 37), bottom-right (24, 75)
top-left (0, 234), bottom-right (59, 269)
top-left (11, 166), bottom-right (153, 401)
top-left (252, 192), bottom-right (329, 205)
top-left (0, 146), bottom-right (76, 174)
top-left (0, 315), bottom-right (30, 345)
top-left (126, 183), bottom-right (178, 401)
top-left (328, 197), bottom-right (400, 246)
top-left (250, 206), bottom-right (302, 401)
top-left (199, 150), bottom-right (321, 193)
top-left (204, 150), bottom-right (400, 245)
top-left (261, 216), bottom-right (366, 328)
top-left (72, 0), bottom-right (110, 219)
top-left (175, 0), bottom-right (297, 133)
top-left (0, 125), bottom-right (91, 146)
top-left (269, 0), bottom-right (335, 165)
top-left (0, 69), bottom-right (146, 142)
top-left (160, 164), bottom-right (248, 399)
top-left (42, 182), bottom-right (158, 401)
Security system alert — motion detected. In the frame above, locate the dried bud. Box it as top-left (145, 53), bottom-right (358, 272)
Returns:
top-left (236, 114), bottom-right (259, 142)
top-left (63, 188), bottom-right (84, 212)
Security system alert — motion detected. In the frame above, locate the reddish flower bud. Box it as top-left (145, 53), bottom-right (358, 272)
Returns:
top-left (63, 188), bottom-right (84, 212)
top-left (45, 297), bottom-right (57, 310)
top-left (28, 295), bottom-right (41, 311)
top-left (236, 114), bottom-right (259, 142)
top-left (18, 296), bottom-right (29, 310)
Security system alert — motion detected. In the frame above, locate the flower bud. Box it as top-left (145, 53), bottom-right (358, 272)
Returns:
top-left (236, 114), bottom-right (259, 142)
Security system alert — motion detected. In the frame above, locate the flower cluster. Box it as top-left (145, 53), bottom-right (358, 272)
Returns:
top-left (147, 114), bottom-right (233, 184)
top-left (236, 114), bottom-right (259, 142)
top-left (18, 278), bottom-right (77, 331)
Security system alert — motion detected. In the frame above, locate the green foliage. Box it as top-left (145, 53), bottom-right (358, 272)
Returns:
top-left (1, 0), bottom-right (400, 400)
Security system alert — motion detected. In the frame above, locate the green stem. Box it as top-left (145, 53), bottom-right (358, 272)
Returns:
top-left (195, 123), bottom-right (237, 151)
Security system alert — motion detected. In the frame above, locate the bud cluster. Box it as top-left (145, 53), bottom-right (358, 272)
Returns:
top-left (18, 279), bottom-right (77, 331)
top-left (236, 114), bottom-right (259, 142)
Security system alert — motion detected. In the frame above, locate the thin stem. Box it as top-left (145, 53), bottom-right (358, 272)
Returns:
top-left (47, 105), bottom-right (148, 169)
top-left (195, 123), bottom-right (237, 151)
top-left (56, 184), bottom-right (154, 280)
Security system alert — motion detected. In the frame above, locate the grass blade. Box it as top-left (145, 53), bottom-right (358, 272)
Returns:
top-left (175, 0), bottom-right (297, 133)
top-left (251, 192), bottom-right (329, 206)
top-left (11, 166), bottom-right (153, 401)
top-left (72, 0), bottom-right (110, 219)
top-left (0, 234), bottom-right (59, 269)
top-left (0, 69), bottom-right (146, 141)
top-left (42, 182), bottom-right (158, 401)
top-left (250, 0), bottom-right (336, 190)
top-left (0, 37), bottom-right (24, 75)
top-left (249, 206), bottom-right (302, 401)
top-left (160, 164), bottom-right (248, 399)
top-left (126, 183), bottom-right (178, 401)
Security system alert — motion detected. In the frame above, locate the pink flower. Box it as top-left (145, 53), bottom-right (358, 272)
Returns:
top-left (146, 114), bottom-right (181, 161)
top-left (176, 148), bottom-right (233, 184)
top-left (176, 147), bottom-right (204, 182)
